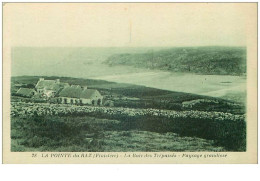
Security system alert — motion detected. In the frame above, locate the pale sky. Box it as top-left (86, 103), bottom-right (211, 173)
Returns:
top-left (4, 3), bottom-right (257, 47)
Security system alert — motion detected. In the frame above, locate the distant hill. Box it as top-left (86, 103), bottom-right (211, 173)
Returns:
top-left (104, 47), bottom-right (247, 75)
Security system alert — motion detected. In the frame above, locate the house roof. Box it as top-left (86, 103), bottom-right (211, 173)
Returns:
top-left (17, 88), bottom-right (35, 96)
top-left (59, 86), bottom-right (101, 99)
top-left (59, 86), bottom-right (82, 98)
top-left (81, 89), bottom-right (100, 99)
top-left (35, 80), bottom-right (61, 91)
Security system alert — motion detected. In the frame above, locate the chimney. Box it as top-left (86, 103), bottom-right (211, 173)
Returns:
top-left (39, 78), bottom-right (44, 81)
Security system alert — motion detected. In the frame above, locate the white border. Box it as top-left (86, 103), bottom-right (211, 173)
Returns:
top-left (0, 1), bottom-right (259, 181)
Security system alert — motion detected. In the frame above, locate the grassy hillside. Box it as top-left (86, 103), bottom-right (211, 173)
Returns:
top-left (11, 76), bottom-right (246, 151)
top-left (105, 46), bottom-right (247, 75)
top-left (11, 115), bottom-right (226, 152)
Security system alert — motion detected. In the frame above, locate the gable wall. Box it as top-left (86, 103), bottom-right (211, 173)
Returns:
top-left (90, 90), bottom-right (103, 99)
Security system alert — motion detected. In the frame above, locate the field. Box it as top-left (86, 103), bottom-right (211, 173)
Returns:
top-left (11, 76), bottom-right (246, 152)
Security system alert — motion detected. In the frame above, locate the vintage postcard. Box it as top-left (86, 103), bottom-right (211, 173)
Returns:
top-left (2, 3), bottom-right (257, 163)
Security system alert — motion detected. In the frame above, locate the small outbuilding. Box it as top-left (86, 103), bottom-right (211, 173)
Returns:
top-left (16, 88), bottom-right (36, 98)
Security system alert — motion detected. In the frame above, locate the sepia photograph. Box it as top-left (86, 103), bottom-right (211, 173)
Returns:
top-left (2, 2), bottom-right (257, 163)
top-left (10, 46), bottom-right (247, 152)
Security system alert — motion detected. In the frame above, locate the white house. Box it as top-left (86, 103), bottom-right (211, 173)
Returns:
top-left (57, 85), bottom-right (103, 105)
top-left (35, 78), bottom-right (69, 98)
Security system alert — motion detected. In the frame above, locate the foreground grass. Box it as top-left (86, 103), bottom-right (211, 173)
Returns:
top-left (11, 107), bottom-right (245, 152)
top-left (11, 102), bottom-right (246, 151)
top-left (101, 130), bottom-right (224, 152)
top-left (11, 116), bottom-right (224, 152)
